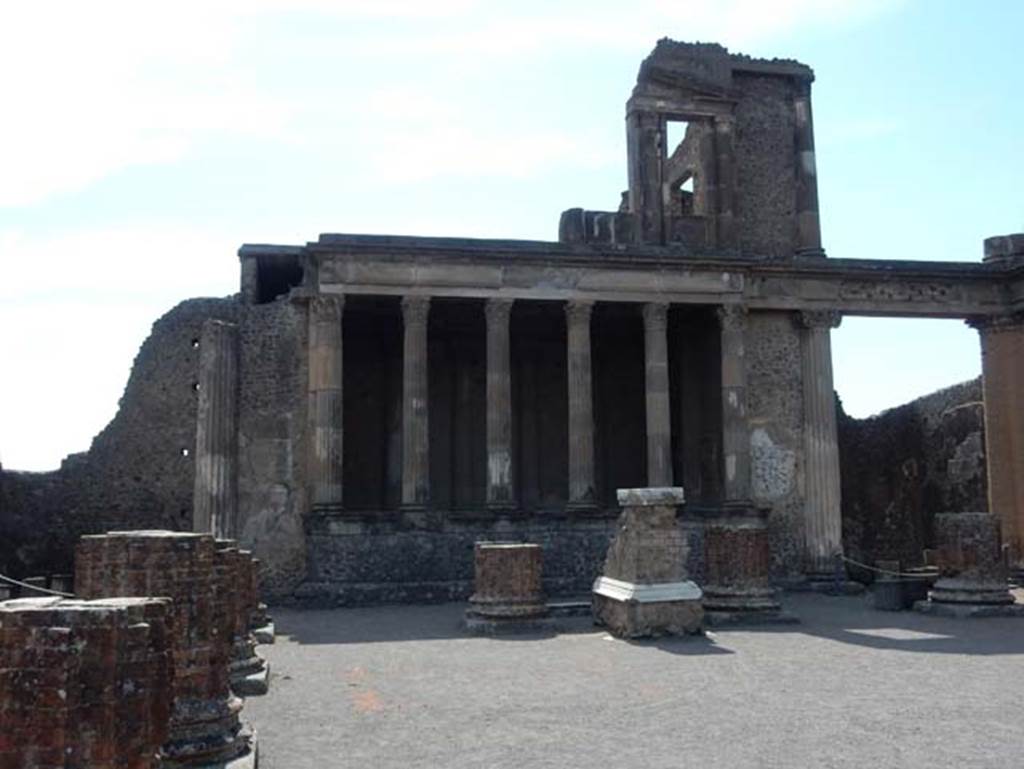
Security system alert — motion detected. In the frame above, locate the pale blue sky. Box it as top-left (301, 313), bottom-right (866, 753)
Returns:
top-left (1, 1), bottom-right (1021, 470)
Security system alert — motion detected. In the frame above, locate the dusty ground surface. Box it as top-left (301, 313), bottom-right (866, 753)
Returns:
top-left (244, 593), bottom-right (1024, 769)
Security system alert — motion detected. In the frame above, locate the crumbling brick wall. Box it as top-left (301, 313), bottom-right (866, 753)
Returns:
top-left (838, 378), bottom-right (987, 573)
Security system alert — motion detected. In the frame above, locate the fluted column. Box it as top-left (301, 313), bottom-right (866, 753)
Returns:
top-left (718, 304), bottom-right (750, 502)
top-left (193, 319), bottom-right (239, 537)
top-left (308, 295), bottom-right (344, 511)
top-left (794, 87), bottom-right (824, 257)
top-left (799, 310), bottom-right (842, 576)
top-left (643, 302), bottom-right (673, 487)
top-left (402, 296), bottom-right (431, 509)
top-left (566, 300), bottom-right (596, 509)
top-left (486, 298), bottom-right (515, 510)
top-left (970, 311), bottom-right (1024, 567)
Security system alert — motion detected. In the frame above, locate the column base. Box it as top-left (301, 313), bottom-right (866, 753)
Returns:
top-left (913, 599), bottom-right (1024, 619)
top-left (592, 577), bottom-right (704, 638)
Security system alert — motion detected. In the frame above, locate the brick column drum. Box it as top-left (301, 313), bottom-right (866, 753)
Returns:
top-left (703, 511), bottom-right (794, 625)
top-left (0, 596), bottom-right (174, 769)
top-left (915, 513), bottom-right (1018, 617)
top-left (75, 531), bottom-right (255, 768)
top-left (192, 319), bottom-right (239, 538)
top-left (216, 542), bottom-right (269, 696)
top-left (465, 542), bottom-right (549, 633)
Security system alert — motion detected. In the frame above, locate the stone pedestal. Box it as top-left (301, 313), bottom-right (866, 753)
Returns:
top-left (76, 531), bottom-right (256, 768)
top-left (465, 542), bottom-right (550, 633)
top-left (592, 487), bottom-right (703, 638)
top-left (703, 506), bottom-right (796, 625)
top-left (915, 513), bottom-right (1020, 617)
top-left (0, 596), bottom-right (174, 769)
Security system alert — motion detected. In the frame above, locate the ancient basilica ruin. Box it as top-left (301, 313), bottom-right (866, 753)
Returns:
top-left (3, 38), bottom-right (1023, 767)
top-left (3, 40), bottom-right (1023, 607)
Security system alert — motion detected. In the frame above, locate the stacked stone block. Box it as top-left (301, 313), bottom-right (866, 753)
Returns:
top-left (0, 596), bottom-right (174, 769)
top-left (75, 531), bottom-right (254, 768)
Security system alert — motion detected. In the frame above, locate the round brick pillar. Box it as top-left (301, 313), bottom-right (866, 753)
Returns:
top-left (468, 542), bottom-right (547, 619)
top-left (75, 531), bottom-right (254, 767)
top-left (703, 513), bottom-right (781, 614)
top-left (930, 512), bottom-right (1012, 605)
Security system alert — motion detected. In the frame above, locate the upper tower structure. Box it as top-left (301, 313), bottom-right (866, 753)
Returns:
top-left (560, 40), bottom-right (820, 259)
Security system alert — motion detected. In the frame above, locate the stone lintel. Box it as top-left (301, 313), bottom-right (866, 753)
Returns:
top-left (616, 487), bottom-right (685, 507)
top-left (592, 576), bottom-right (702, 603)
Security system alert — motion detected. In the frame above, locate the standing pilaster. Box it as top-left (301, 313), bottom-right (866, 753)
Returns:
top-left (643, 302), bottom-right (673, 487)
top-left (970, 311), bottom-right (1024, 568)
top-left (308, 295), bottom-right (344, 511)
top-left (402, 296), bottom-right (431, 509)
top-left (194, 319), bottom-right (239, 538)
top-left (713, 115), bottom-right (737, 250)
top-left (626, 110), bottom-right (666, 245)
top-left (799, 310), bottom-right (843, 577)
top-left (794, 88), bottom-right (824, 257)
top-left (486, 298), bottom-right (515, 511)
top-left (566, 300), bottom-right (596, 510)
top-left (718, 304), bottom-right (750, 502)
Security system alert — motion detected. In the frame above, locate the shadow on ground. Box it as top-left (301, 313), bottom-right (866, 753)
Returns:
top-left (269, 592), bottom-right (1024, 656)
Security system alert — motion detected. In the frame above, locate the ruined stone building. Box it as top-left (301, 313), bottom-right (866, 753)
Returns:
top-left (2, 40), bottom-right (1022, 602)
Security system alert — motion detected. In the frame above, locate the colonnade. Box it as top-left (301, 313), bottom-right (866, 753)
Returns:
top-left (305, 293), bottom-right (843, 576)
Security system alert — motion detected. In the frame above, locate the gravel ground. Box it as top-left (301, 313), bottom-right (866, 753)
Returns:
top-left (244, 593), bottom-right (1024, 769)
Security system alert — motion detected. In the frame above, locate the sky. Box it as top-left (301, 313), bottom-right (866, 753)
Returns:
top-left (1, 0), bottom-right (1022, 471)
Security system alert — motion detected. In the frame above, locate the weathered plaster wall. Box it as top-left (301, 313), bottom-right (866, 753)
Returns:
top-left (746, 311), bottom-right (806, 578)
top-left (838, 378), bottom-right (987, 572)
top-left (0, 297), bottom-right (236, 579)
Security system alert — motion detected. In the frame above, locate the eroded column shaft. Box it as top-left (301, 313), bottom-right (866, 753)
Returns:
top-left (800, 311), bottom-right (842, 575)
top-left (566, 300), bottom-right (596, 508)
top-left (643, 302), bottom-right (673, 487)
top-left (193, 319), bottom-right (239, 539)
top-left (718, 305), bottom-right (750, 501)
top-left (974, 315), bottom-right (1024, 565)
top-left (486, 299), bottom-right (515, 509)
top-left (402, 296), bottom-right (431, 508)
top-left (308, 295), bottom-right (344, 510)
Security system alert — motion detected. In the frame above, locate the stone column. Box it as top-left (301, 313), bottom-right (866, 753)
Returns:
top-left (794, 88), bottom-right (824, 257)
top-left (401, 296), bottom-right (431, 509)
top-left (643, 302), bottom-right (673, 487)
top-left (718, 304), bottom-right (750, 502)
top-left (799, 310), bottom-right (843, 577)
top-left (626, 109), bottom-right (665, 244)
top-left (971, 309), bottom-right (1024, 568)
top-left (566, 300), bottom-right (596, 510)
top-left (193, 319), bottom-right (239, 539)
top-left (308, 295), bottom-right (344, 511)
top-left (485, 299), bottom-right (515, 511)
top-left (713, 115), bottom-right (737, 249)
